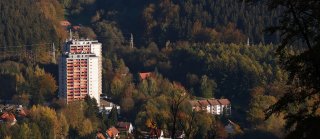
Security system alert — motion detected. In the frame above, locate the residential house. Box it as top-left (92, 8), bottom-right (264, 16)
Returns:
top-left (225, 120), bottom-right (242, 134)
top-left (17, 107), bottom-right (27, 117)
top-left (99, 99), bottom-right (121, 115)
top-left (139, 72), bottom-right (152, 80)
top-left (106, 126), bottom-right (120, 139)
top-left (116, 122), bottom-right (133, 134)
top-left (207, 99), bottom-right (222, 115)
top-left (0, 112), bottom-right (17, 126)
top-left (225, 122), bottom-right (234, 134)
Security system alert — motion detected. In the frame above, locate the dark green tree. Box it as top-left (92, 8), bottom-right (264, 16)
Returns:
top-left (246, 0), bottom-right (320, 138)
top-left (100, 111), bottom-right (109, 130)
top-left (200, 75), bottom-right (217, 98)
top-left (84, 95), bottom-right (99, 120)
top-left (108, 106), bottom-right (118, 127)
top-left (0, 123), bottom-right (10, 139)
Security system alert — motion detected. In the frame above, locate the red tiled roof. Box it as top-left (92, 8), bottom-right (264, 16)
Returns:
top-left (189, 100), bottom-right (201, 107)
top-left (139, 72), bottom-right (152, 80)
top-left (0, 112), bottom-right (16, 122)
top-left (106, 126), bottom-right (119, 137)
top-left (1, 112), bottom-right (8, 119)
top-left (19, 109), bottom-right (27, 117)
top-left (218, 99), bottom-right (230, 105)
top-left (207, 99), bottom-right (220, 105)
top-left (198, 100), bottom-right (210, 106)
top-left (96, 132), bottom-right (106, 139)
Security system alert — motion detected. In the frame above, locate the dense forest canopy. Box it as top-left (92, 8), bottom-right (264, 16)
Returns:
top-left (61, 0), bottom-right (281, 46)
top-left (0, 0), bottom-right (66, 48)
top-left (114, 42), bottom-right (286, 103)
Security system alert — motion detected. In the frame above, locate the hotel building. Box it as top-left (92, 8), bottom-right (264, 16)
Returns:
top-left (59, 39), bottom-right (102, 105)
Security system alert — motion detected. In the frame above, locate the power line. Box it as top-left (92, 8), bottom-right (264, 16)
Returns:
top-left (0, 43), bottom-right (52, 49)
top-left (0, 42), bottom-right (55, 64)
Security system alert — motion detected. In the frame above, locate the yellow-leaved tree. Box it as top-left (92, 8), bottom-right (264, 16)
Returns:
top-left (29, 105), bottom-right (67, 139)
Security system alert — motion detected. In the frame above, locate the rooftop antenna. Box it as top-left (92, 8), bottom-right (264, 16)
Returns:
top-left (130, 33), bottom-right (134, 48)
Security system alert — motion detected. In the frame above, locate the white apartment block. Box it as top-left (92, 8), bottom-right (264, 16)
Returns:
top-left (59, 39), bottom-right (102, 105)
top-left (190, 98), bottom-right (231, 115)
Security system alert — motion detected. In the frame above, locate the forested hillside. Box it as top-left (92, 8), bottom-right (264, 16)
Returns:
top-left (62, 0), bottom-right (280, 46)
top-left (0, 0), bottom-right (291, 139)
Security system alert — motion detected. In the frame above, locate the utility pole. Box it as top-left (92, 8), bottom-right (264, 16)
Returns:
top-left (130, 33), bottom-right (134, 48)
top-left (52, 43), bottom-right (56, 64)
top-left (69, 29), bottom-right (73, 40)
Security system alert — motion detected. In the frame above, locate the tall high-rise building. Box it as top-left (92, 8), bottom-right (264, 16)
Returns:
top-left (59, 39), bottom-right (102, 105)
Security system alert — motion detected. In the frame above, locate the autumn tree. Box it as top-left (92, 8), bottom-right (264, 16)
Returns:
top-left (168, 83), bottom-right (189, 138)
top-left (62, 101), bottom-right (96, 138)
top-left (246, 85), bottom-right (286, 137)
top-left (38, 73), bottom-right (58, 99)
top-left (78, 119), bottom-right (94, 137)
top-left (16, 123), bottom-right (32, 139)
top-left (110, 77), bottom-right (125, 98)
top-left (180, 111), bottom-right (198, 139)
top-left (219, 23), bottom-right (246, 44)
top-left (28, 105), bottom-right (61, 139)
top-left (63, 101), bottom-right (85, 138)
top-left (120, 84), bottom-right (136, 114)
top-left (25, 65), bottom-right (57, 104)
top-left (180, 110), bottom-right (217, 139)
top-left (29, 123), bottom-right (42, 139)
top-left (179, 110), bottom-right (217, 139)
top-left (57, 113), bottom-right (69, 138)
